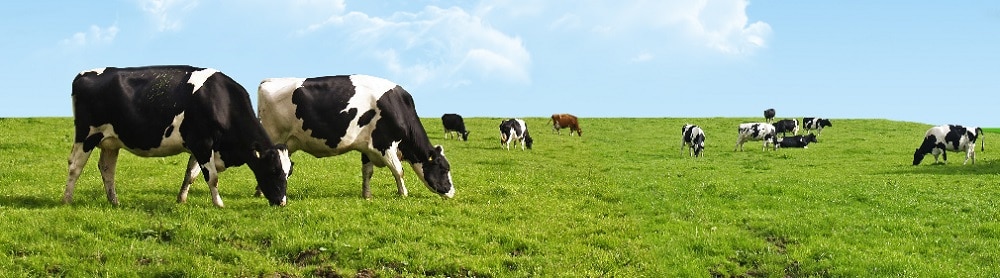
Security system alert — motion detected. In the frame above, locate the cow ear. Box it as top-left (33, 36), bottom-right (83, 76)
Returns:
top-left (252, 142), bottom-right (265, 158)
top-left (435, 145), bottom-right (445, 155)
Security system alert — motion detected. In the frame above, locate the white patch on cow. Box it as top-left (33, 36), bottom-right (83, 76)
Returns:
top-left (278, 148), bottom-right (292, 178)
top-left (79, 67), bottom-right (107, 76)
top-left (188, 68), bottom-right (219, 94)
top-left (349, 74), bottom-right (398, 100)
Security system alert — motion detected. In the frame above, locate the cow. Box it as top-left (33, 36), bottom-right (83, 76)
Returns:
top-left (549, 113), bottom-right (583, 136)
top-left (913, 125), bottom-right (985, 165)
top-left (802, 117), bottom-right (833, 135)
top-left (777, 134), bottom-right (818, 148)
top-left (774, 119), bottom-right (799, 136)
top-left (764, 108), bottom-right (776, 123)
top-left (65, 65), bottom-right (292, 207)
top-left (441, 113), bottom-right (470, 141)
top-left (735, 123), bottom-right (778, 151)
top-left (254, 75), bottom-right (455, 199)
top-left (681, 124), bottom-right (705, 157)
top-left (500, 118), bottom-right (533, 150)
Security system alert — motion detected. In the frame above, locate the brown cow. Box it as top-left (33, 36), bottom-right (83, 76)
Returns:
top-left (549, 113), bottom-right (583, 136)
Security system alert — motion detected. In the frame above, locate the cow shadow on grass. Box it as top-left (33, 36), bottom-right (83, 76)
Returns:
top-left (0, 194), bottom-right (62, 209)
top-left (880, 157), bottom-right (1000, 176)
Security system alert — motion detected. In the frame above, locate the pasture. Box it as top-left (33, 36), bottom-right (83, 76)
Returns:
top-left (0, 117), bottom-right (998, 277)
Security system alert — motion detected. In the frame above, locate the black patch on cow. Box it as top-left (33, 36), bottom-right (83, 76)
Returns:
top-left (945, 125), bottom-right (967, 150)
top-left (72, 66), bottom-right (195, 151)
top-left (292, 76), bottom-right (359, 149)
top-left (358, 109), bottom-right (376, 127)
top-left (83, 133), bottom-right (104, 152)
top-left (164, 125), bottom-right (175, 138)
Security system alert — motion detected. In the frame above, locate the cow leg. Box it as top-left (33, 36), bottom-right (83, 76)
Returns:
top-left (196, 152), bottom-right (224, 207)
top-left (965, 148), bottom-right (975, 165)
top-left (64, 143), bottom-right (93, 204)
top-left (97, 148), bottom-right (120, 206)
top-left (177, 155), bottom-right (202, 203)
top-left (361, 155), bottom-right (374, 199)
top-left (384, 151), bottom-right (408, 197)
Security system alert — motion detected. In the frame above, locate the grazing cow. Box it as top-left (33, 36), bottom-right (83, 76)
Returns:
top-left (681, 124), bottom-right (706, 157)
top-left (441, 113), bottom-right (470, 141)
top-left (777, 134), bottom-right (818, 148)
top-left (774, 119), bottom-right (799, 136)
top-left (549, 113), bottom-right (583, 136)
top-left (802, 117), bottom-right (833, 135)
top-left (254, 75), bottom-right (455, 199)
top-left (500, 118), bottom-right (533, 150)
top-left (764, 108), bottom-right (776, 123)
top-left (65, 65), bottom-right (292, 207)
top-left (735, 123), bottom-right (778, 151)
top-left (913, 125), bottom-right (985, 165)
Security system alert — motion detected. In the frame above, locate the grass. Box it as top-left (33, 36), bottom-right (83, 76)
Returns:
top-left (0, 116), bottom-right (999, 276)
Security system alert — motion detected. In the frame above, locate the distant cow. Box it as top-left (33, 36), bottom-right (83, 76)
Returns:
top-left (764, 108), bottom-right (776, 123)
top-left (735, 123), bottom-right (778, 151)
top-left (681, 124), bottom-right (706, 157)
top-left (441, 113), bottom-right (470, 141)
top-left (913, 125), bottom-right (985, 165)
top-left (774, 119), bottom-right (799, 136)
top-left (549, 113), bottom-right (582, 136)
top-left (500, 118), bottom-right (533, 150)
top-left (255, 75), bottom-right (455, 199)
top-left (65, 65), bottom-right (292, 207)
top-left (802, 117), bottom-right (833, 135)
top-left (777, 134), bottom-right (818, 148)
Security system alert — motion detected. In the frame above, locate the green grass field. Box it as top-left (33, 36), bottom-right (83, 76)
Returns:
top-left (1, 117), bottom-right (998, 277)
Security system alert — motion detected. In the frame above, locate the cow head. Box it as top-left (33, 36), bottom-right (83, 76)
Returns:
top-left (251, 144), bottom-right (293, 206)
top-left (912, 148), bottom-right (927, 165)
top-left (461, 131), bottom-right (470, 141)
top-left (419, 145), bottom-right (455, 198)
top-left (524, 133), bottom-right (534, 149)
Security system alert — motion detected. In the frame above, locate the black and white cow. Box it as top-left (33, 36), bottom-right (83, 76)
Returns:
top-left (735, 123), bottom-right (778, 151)
top-left (913, 125), bottom-right (985, 165)
top-left (681, 124), bottom-right (706, 157)
top-left (66, 65), bottom-right (292, 207)
top-left (254, 75), bottom-right (454, 199)
top-left (777, 134), bottom-right (818, 148)
top-left (802, 117), bottom-right (833, 135)
top-left (764, 108), bottom-right (776, 123)
top-left (773, 119), bottom-right (799, 136)
top-left (441, 113), bottom-right (470, 141)
top-left (499, 118), bottom-right (532, 150)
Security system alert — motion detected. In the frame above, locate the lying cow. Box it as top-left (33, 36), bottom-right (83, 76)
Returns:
top-left (913, 125), bottom-right (985, 165)
top-left (777, 134), bottom-right (818, 148)
top-left (500, 118), bottom-right (533, 150)
top-left (764, 108), bottom-right (776, 123)
top-left (735, 123), bottom-right (778, 151)
top-left (774, 119), bottom-right (799, 136)
top-left (549, 113), bottom-right (583, 136)
top-left (802, 117), bottom-right (833, 135)
top-left (254, 75), bottom-right (455, 199)
top-left (66, 65), bottom-right (292, 207)
top-left (441, 113), bottom-right (470, 141)
top-left (681, 124), bottom-right (706, 157)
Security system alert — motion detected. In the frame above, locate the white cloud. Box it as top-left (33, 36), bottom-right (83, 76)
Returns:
top-left (298, 5), bottom-right (531, 88)
top-left (61, 24), bottom-right (119, 47)
top-left (139, 0), bottom-right (199, 32)
top-left (631, 51), bottom-right (654, 63)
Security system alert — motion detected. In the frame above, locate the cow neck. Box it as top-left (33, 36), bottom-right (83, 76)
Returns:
top-left (399, 125), bottom-right (435, 164)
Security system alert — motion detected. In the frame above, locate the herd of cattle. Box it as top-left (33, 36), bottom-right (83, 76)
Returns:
top-left (62, 65), bottom-right (987, 208)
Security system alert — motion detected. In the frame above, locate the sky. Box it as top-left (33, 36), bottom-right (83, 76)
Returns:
top-left (1, 1), bottom-right (998, 126)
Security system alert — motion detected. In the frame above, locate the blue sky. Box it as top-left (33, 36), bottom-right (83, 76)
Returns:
top-left (2, 1), bottom-right (999, 126)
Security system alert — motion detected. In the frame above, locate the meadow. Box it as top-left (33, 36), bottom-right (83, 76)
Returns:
top-left (0, 117), bottom-right (998, 277)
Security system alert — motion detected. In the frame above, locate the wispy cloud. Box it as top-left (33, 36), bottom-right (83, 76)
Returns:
top-left (61, 24), bottom-right (119, 47)
top-left (297, 5), bottom-right (531, 88)
top-left (139, 0), bottom-right (199, 32)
